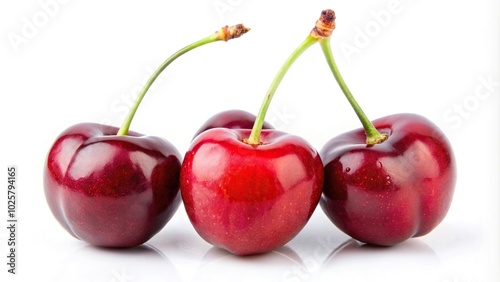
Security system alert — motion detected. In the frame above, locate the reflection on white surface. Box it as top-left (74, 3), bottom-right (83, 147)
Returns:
top-left (317, 239), bottom-right (443, 282)
top-left (36, 208), bottom-right (493, 282)
top-left (52, 244), bottom-right (180, 282)
top-left (191, 246), bottom-right (305, 282)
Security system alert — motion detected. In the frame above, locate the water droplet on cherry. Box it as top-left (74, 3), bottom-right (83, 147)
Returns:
top-left (385, 175), bottom-right (391, 185)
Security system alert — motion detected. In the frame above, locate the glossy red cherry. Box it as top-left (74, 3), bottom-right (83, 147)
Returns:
top-left (181, 128), bottom-right (323, 255)
top-left (44, 123), bottom-right (181, 247)
top-left (320, 114), bottom-right (456, 245)
top-left (316, 11), bottom-right (456, 245)
top-left (179, 11), bottom-right (334, 255)
top-left (43, 24), bottom-right (250, 247)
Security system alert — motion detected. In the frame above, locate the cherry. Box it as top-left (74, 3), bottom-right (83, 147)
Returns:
top-left (43, 24), bottom-right (250, 247)
top-left (179, 11), bottom-right (336, 255)
top-left (316, 10), bottom-right (456, 245)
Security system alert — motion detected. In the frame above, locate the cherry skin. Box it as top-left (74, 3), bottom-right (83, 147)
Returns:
top-left (180, 128), bottom-right (324, 255)
top-left (320, 113), bottom-right (456, 246)
top-left (193, 109), bottom-right (274, 138)
top-left (44, 123), bottom-right (181, 247)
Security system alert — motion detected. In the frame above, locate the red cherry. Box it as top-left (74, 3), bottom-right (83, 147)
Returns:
top-left (44, 123), bottom-right (181, 247)
top-left (316, 12), bottom-right (456, 245)
top-left (180, 11), bottom-right (335, 255)
top-left (181, 128), bottom-right (323, 255)
top-left (320, 114), bottom-right (456, 245)
top-left (43, 24), bottom-right (250, 247)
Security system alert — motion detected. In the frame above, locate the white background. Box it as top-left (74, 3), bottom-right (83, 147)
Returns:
top-left (1, 0), bottom-right (499, 281)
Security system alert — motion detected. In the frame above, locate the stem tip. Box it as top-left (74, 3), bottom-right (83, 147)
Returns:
top-left (217, 24), bottom-right (251, 41)
top-left (311, 9), bottom-right (336, 39)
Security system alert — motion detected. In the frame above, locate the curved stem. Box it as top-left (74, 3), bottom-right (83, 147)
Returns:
top-left (319, 38), bottom-right (387, 145)
top-left (246, 36), bottom-right (318, 145)
top-left (246, 9), bottom-right (336, 145)
top-left (117, 24), bottom-right (250, 136)
top-left (117, 35), bottom-right (217, 135)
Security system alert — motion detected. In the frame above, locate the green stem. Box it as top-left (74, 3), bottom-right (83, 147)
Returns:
top-left (117, 24), bottom-right (250, 136)
top-left (117, 34), bottom-right (217, 136)
top-left (319, 38), bottom-right (387, 145)
top-left (246, 35), bottom-right (318, 145)
top-left (246, 9), bottom-right (336, 145)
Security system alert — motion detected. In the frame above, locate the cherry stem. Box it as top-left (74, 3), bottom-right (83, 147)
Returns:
top-left (246, 36), bottom-right (317, 145)
top-left (246, 10), bottom-right (337, 145)
top-left (319, 37), bottom-right (388, 145)
top-left (117, 24), bottom-right (251, 136)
